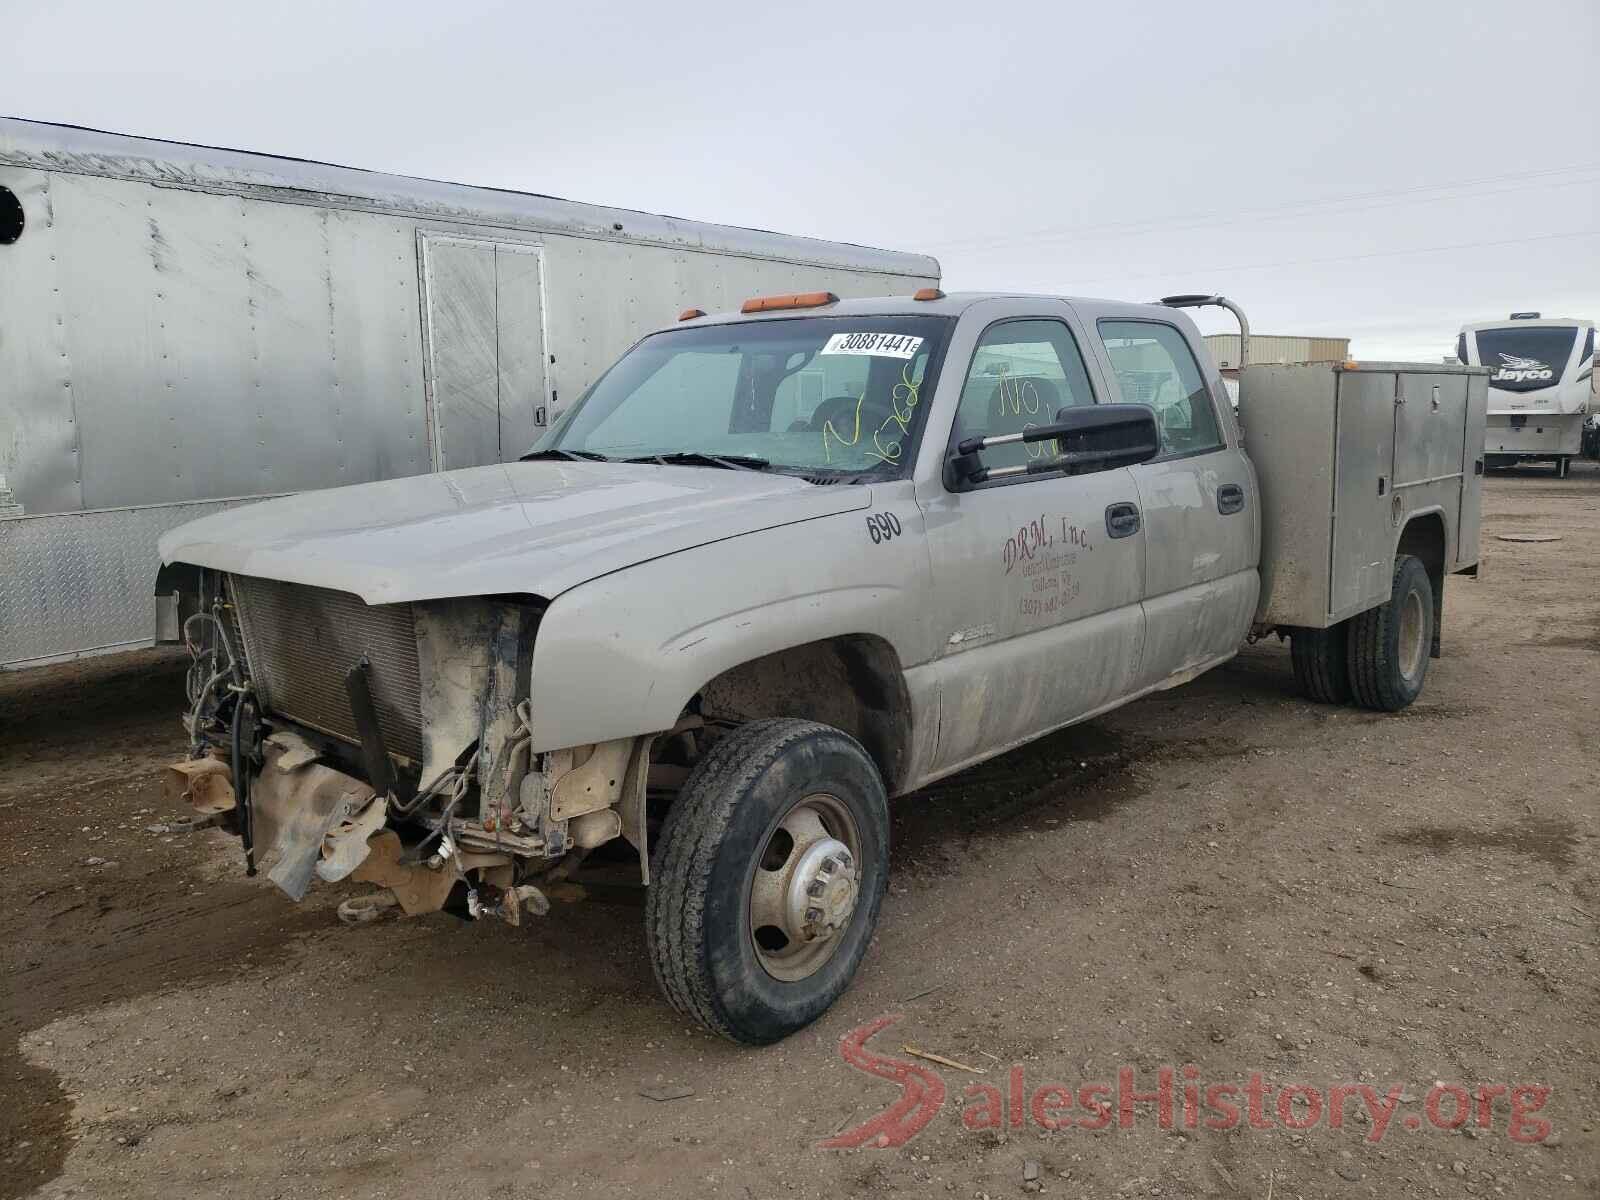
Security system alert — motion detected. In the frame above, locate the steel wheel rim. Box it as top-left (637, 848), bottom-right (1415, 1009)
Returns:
top-left (747, 793), bottom-right (862, 983)
top-left (1398, 588), bottom-right (1426, 681)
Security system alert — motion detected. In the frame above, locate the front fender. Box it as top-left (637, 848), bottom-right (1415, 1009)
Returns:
top-left (524, 499), bottom-right (935, 753)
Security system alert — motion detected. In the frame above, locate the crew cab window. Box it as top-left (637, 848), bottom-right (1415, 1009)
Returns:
top-left (1097, 320), bottom-right (1224, 457)
top-left (953, 319), bottom-right (1096, 474)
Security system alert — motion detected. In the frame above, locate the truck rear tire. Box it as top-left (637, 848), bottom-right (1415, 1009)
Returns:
top-left (1290, 623), bottom-right (1351, 703)
top-left (645, 718), bottom-right (889, 1044)
top-left (1347, 554), bottom-right (1432, 711)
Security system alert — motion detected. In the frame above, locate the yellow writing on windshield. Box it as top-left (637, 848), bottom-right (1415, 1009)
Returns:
top-left (867, 363), bottom-right (922, 466)
top-left (820, 362), bottom-right (924, 467)
top-left (821, 388), bottom-right (867, 464)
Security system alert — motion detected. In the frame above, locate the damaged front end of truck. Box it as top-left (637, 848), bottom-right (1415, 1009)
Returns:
top-left (165, 568), bottom-right (663, 926)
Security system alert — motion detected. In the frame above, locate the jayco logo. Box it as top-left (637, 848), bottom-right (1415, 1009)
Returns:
top-left (1493, 352), bottom-right (1554, 384)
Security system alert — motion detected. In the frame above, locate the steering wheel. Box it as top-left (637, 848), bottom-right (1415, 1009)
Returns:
top-left (809, 394), bottom-right (885, 434)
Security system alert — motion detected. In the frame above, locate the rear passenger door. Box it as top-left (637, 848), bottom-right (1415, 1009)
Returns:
top-left (1090, 316), bottom-right (1258, 688)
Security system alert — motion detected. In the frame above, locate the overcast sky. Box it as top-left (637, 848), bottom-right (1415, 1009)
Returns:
top-left (4, 0), bottom-right (1594, 357)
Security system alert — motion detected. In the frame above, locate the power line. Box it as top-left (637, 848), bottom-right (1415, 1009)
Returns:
top-left (924, 163), bottom-right (1600, 253)
top-left (1049, 229), bottom-right (1600, 288)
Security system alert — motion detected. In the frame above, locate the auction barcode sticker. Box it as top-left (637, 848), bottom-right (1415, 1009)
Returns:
top-left (820, 332), bottom-right (925, 359)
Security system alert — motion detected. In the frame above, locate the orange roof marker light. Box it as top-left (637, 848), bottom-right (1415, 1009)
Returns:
top-left (913, 287), bottom-right (945, 301)
top-left (678, 307), bottom-right (706, 321)
top-left (740, 291), bottom-right (838, 314)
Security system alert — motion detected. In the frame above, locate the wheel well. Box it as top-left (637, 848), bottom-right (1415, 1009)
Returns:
top-left (1396, 511), bottom-right (1447, 657)
top-left (690, 635), bottom-right (912, 793)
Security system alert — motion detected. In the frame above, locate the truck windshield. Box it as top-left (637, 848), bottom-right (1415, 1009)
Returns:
top-left (529, 315), bottom-right (955, 480)
top-left (1474, 326), bottom-right (1578, 392)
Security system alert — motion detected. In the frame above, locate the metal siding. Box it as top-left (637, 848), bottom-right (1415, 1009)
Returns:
top-left (1456, 374), bottom-right (1488, 567)
top-left (245, 200), bottom-right (351, 491)
top-left (0, 166), bottom-right (79, 516)
top-left (1329, 371), bottom-right (1397, 620)
top-left (326, 209), bottom-right (429, 482)
top-left (51, 170), bottom-right (174, 509)
top-left (420, 235), bottom-right (501, 469)
top-left (1237, 364), bottom-right (1337, 626)
top-left (1394, 372), bottom-right (1469, 492)
top-left (0, 117), bottom-right (940, 281)
top-left (136, 183), bottom-right (257, 505)
top-left (494, 243), bottom-right (548, 457)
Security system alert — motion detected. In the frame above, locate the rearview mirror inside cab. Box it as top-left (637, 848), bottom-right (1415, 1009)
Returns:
top-left (947, 403), bottom-right (1160, 489)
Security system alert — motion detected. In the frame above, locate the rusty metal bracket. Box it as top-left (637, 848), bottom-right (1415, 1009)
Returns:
top-left (550, 739), bottom-right (633, 820)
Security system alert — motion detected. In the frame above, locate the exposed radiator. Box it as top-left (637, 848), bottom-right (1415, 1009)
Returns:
top-left (228, 574), bottom-right (424, 764)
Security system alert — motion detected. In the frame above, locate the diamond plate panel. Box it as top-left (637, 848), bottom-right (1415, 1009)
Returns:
top-left (1, 500), bottom-right (260, 668)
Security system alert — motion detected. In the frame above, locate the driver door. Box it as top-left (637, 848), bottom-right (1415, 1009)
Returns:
top-left (917, 310), bottom-right (1147, 775)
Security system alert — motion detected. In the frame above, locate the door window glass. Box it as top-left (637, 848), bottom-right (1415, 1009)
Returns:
top-left (1097, 321), bottom-right (1224, 456)
top-left (953, 319), bottom-right (1097, 473)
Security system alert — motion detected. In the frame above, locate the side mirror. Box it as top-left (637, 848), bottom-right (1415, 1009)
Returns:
top-left (948, 403), bottom-right (1160, 487)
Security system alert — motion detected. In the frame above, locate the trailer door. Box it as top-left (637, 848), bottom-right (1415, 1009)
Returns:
top-left (419, 234), bottom-right (549, 470)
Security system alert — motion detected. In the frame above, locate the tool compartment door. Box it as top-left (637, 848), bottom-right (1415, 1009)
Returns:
top-left (1455, 375), bottom-right (1488, 568)
top-left (1393, 372), bottom-right (1469, 567)
top-left (419, 234), bottom-right (549, 470)
top-left (1329, 370), bottom-right (1398, 621)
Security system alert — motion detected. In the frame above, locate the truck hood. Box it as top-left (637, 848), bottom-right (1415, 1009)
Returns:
top-left (159, 462), bottom-right (872, 604)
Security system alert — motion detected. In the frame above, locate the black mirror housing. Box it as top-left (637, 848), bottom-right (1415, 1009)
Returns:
top-left (950, 403), bottom-right (1160, 487)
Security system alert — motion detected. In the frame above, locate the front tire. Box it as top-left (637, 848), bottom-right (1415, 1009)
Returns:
top-left (645, 718), bottom-right (890, 1044)
top-left (1347, 554), bottom-right (1433, 711)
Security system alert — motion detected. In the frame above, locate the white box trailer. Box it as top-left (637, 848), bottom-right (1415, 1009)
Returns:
top-left (0, 118), bottom-right (938, 669)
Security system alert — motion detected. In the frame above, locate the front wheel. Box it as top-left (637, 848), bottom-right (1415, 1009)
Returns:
top-left (1347, 554), bottom-right (1433, 711)
top-left (645, 718), bottom-right (889, 1044)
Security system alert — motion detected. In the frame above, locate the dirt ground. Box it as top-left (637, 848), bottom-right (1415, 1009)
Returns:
top-left (3, 465), bottom-right (1596, 1200)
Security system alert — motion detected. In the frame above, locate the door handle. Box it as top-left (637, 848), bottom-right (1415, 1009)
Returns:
top-left (1217, 483), bottom-right (1245, 515)
top-left (1105, 501), bottom-right (1141, 539)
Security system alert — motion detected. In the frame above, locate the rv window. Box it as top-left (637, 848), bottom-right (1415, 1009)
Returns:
top-left (1474, 326), bottom-right (1578, 391)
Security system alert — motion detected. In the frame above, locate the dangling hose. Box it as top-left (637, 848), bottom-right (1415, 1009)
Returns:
top-left (230, 684), bottom-right (257, 877)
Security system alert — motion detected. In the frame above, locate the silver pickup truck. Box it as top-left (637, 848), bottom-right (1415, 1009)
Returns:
top-left (158, 289), bottom-right (1486, 1043)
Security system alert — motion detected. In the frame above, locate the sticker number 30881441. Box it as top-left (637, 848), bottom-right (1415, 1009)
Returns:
top-left (821, 332), bottom-right (925, 359)
top-left (866, 512), bottom-right (902, 544)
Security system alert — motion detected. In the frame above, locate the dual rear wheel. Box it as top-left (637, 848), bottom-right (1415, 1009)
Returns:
top-left (1290, 554), bottom-right (1433, 712)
